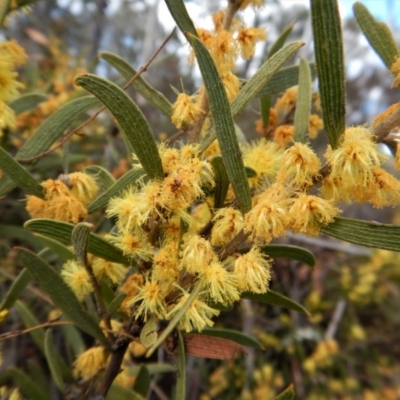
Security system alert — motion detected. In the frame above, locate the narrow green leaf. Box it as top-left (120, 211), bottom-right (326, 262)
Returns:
top-left (75, 74), bottom-right (163, 180)
top-left (0, 175), bottom-right (18, 197)
top-left (242, 290), bottom-right (310, 315)
top-left (87, 168), bottom-right (145, 213)
top-left (9, 93), bottom-right (47, 115)
top-left (0, 269), bottom-right (31, 311)
top-left (245, 167), bottom-right (257, 178)
top-left (146, 283), bottom-right (202, 357)
top-left (0, 224), bottom-right (42, 250)
top-left (17, 248), bottom-right (107, 343)
top-left (194, 328), bottom-right (262, 349)
top-left (0, 0), bottom-right (12, 26)
top-left (258, 63), bottom-right (317, 97)
top-left (311, 0), bottom-right (346, 149)
top-left (353, 2), bottom-right (400, 68)
top-left (274, 385), bottom-right (295, 400)
top-left (7, 368), bottom-right (49, 400)
top-left (132, 365), bottom-right (151, 397)
top-left (35, 234), bottom-right (76, 261)
top-left (268, 23), bottom-right (295, 57)
top-left (164, 0), bottom-right (197, 37)
top-left (99, 51), bottom-right (172, 118)
top-left (260, 95), bottom-right (271, 133)
top-left (175, 331), bottom-right (186, 400)
top-left (200, 42), bottom-right (304, 152)
top-left (210, 157), bottom-right (229, 208)
top-left (71, 222), bottom-right (92, 266)
top-left (24, 218), bottom-right (129, 264)
top-left (294, 58), bottom-right (312, 143)
top-left (16, 96), bottom-right (100, 161)
top-left (126, 363), bottom-right (176, 375)
top-left (14, 300), bottom-right (45, 352)
top-left (107, 385), bottom-right (144, 400)
top-left (259, 244), bottom-right (315, 267)
top-left (231, 42), bottom-right (304, 119)
top-left (188, 33), bottom-right (252, 213)
top-left (0, 146), bottom-right (44, 198)
top-left (321, 217), bottom-right (400, 252)
top-left (107, 293), bottom-right (127, 315)
top-left (61, 323), bottom-right (86, 356)
top-left (84, 165), bottom-right (116, 192)
top-left (44, 330), bottom-right (66, 391)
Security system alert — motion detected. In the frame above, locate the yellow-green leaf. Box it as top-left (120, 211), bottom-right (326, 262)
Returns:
top-left (24, 218), bottom-right (129, 264)
top-left (14, 300), bottom-right (45, 352)
top-left (0, 146), bottom-right (44, 198)
top-left (164, 0), bottom-right (197, 37)
top-left (9, 93), bottom-right (47, 115)
top-left (187, 33), bottom-right (252, 213)
top-left (294, 57), bottom-right (312, 143)
top-left (88, 168), bottom-right (145, 213)
top-left (132, 365), bottom-right (151, 398)
top-left (242, 290), bottom-right (310, 315)
top-left (258, 63), bottom-right (317, 97)
top-left (5, 368), bottom-right (49, 400)
top-left (194, 328), bottom-right (262, 349)
top-left (16, 96), bottom-right (100, 161)
top-left (84, 165), bottom-right (116, 192)
top-left (99, 51), bottom-right (172, 118)
top-left (274, 385), bottom-right (295, 400)
top-left (259, 244), bottom-right (316, 267)
top-left (17, 248), bottom-right (107, 343)
top-left (321, 217), bottom-right (400, 252)
top-left (268, 23), bottom-right (295, 58)
top-left (75, 74), bottom-right (163, 180)
top-left (175, 331), bottom-right (186, 400)
top-left (311, 0), bottom-right (346, 149)
top-left (353, 2), bottom-right (400, 68)
top-left (44, 330), bottom-right (67, 391)
top-left (0, 269), bottom-right (31, 311)
top-left (71, 222), bottom-right (92, 266)
top-left (210, 157), bottom-right (229, 208)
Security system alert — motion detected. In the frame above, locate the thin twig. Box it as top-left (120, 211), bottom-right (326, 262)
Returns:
top-left (324, 298), bottom-right (347, 340)
top-left (0, 320), bottom-right (73, 341)
top-left (16, 28), bottom-right (177, 163)
top-left (374, 104), bottom-right (400, 141)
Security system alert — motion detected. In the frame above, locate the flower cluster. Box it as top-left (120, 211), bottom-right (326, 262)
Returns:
top-left (0, 40), bottom-right (27, 136)
top-left (26, 172), bottom-right (98, 223)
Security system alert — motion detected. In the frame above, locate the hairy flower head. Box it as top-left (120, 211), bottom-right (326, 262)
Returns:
top-left (92, 258), bottom-right (126, 285)
top-left (73, 346), bottom-right (107, 381)
top-left (277, 142), bottom-right (321, 187)
top-left (244, 184), bottom-right (291, 244)
top-left (171, 92), bottom-right (204, 129)
top-left (131, 280), bottom-right (167, 321)
top-left (365, 166), bottom-right (400, 208)
top-left (167, 289), bottom-right (220, 332)
top-left (237, 27), bottom-right (266, 59)
top-left (61, 260), bottom-right (93, 300)
top-left (0, 57), bottom-right (24, 102)
top-left (288, 193), bottom-right (340, 236)
top-left (107, 232), bottom-right (153, 260)
top-left (273, 125), bottom-right (294, 147)
top-left (390, 56), bottom-right (400, 87)
top-left (0, 40), bottom-right (28, 66)
top-left (64, 172), bottom-right (99, 205)
top-left (325, 127), bottom-right (386, 200)
top-left (242, 139), bottom-right (283, 189)
top-left (234, 247), bottom-right (272, 294)
top-left (180, 234), bottom-right (216, 274)
top-left (211, 207), bottom-right (244, 246)
top-left (199, 258), bottom-right (240, 305)
top-left (309, 114), bottom-right (324, 139)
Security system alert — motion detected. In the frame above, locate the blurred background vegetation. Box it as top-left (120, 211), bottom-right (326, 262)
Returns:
top-left (1, 1), bottom-right (400, 399)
